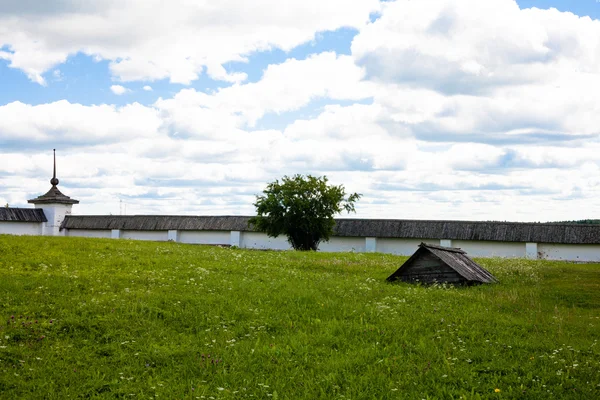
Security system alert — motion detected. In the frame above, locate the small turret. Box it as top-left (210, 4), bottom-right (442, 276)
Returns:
top-left (28, 149), bottom-right (79, 206)
top-left (28, 150), bottom-right (79, 236)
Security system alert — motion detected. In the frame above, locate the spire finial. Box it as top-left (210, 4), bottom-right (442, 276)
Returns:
top-left (50, 149), bottom-right (59, 186)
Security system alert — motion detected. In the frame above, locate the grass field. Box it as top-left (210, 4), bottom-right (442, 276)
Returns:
top-left (0, 235), bottom-right (599, 399)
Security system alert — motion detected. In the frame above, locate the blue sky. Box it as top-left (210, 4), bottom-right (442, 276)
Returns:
top-left (1, 0), bottom-right (599, 221)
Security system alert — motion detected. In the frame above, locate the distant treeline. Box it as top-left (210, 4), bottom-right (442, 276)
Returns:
top-left (555, 219), bottom-right (600, 224)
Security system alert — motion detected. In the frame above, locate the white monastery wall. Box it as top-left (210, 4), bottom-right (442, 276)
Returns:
top-left (3, 220), bottom-right (599, 262)
top-left (376, 238), bottom-right (438, 255)
top-left (120, 230), bottom-right (169, 241)
top-left (452, 240), bottom-right (525, 258)
top-left (0, 222), bottom-right (42, 236)
top-left (319, 237), bottom-right (366, 252)
top-left (10, 155), bottom-right (596, 261)
top-left (538, 243), bottom-right (600, 262)
top-left (35, 204), bottom-right (72, 236)
top-left (179, 230), bottom-right (230, 245)
top-left (240, 232), bottom-right (291, 250)
top-left (66, 229), bottom-right (112, 239)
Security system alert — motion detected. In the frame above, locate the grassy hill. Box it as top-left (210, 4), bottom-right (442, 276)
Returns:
top-left (0, 235), bottom-right (599, 399)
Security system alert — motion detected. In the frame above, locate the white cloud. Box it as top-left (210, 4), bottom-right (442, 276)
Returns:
top-left (143, 85), bottom-right (152, 91)
top-left (0, 0), bottom-right (380, 85)
top-left (350, 0), bottom-right (600, 148)
top-left (52, 69), bottom-right (63, 81)
top-left (1, 0), bottom-right (600, 221)
top-left (155, 52), bottom-right (374, 130)
top-left (0, 100), bottom-right (161, 146)
top-left (110, 85), bottom-right (130, 95)
top-left (353, 0), bottom-right (600, 94)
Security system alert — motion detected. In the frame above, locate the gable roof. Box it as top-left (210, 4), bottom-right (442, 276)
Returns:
top-left (0, 207), bottom-right (47, 223)
top-left (387, 242), bottom-right (498, 284)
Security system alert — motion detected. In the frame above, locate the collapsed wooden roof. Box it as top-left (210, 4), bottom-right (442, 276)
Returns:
top-left (387, 242), bottom-right (498, 284)
top-left (0, 207), bottom-right (47, 223)
top-left (60, 215), bottom-right (600, 244)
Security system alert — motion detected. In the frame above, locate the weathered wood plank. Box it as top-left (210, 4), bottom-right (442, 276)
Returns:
top-left (405, 263), bottom-right (453, 273)
top-left (401, 274), bottom-right (465, 283)
top-left (402, 272), bottom-right (464, 279)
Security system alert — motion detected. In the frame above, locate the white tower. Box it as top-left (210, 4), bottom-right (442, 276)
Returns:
top-left (27, 150), bottom-right (79, 236)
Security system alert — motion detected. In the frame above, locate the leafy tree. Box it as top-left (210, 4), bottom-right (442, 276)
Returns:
top-left (249, 174), bottom-right (361, 251)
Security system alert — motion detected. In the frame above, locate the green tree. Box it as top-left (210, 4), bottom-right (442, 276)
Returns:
top-left (249, 174), bottom-right (361, 251)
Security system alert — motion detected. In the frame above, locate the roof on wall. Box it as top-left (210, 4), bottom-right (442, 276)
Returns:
top-left (61, 215), bottom-right (251, 232)
top-left (333, 218), bottom-right (600, 244)
top-left (0, 207), bottom-right (47, 223)
top-left (60, 215), bottom-right (600, 245)
top-left (28, 185), bottom-right (79, 205)
top-left (386, 242), bottom-right (498, 284)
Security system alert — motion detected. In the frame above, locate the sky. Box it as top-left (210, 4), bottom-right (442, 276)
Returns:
top-left (1, 0), bottom-right (599, 221)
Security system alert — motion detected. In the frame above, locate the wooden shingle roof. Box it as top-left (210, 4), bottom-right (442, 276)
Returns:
top-left (28, 185), bottom-right (79, 205)
top-left (60, 215), bottom-right (600, 245)
top-left (0, 207), bottom-right (47, 223)
top-left (333, 219), bottom-right (600, 244)
top-left (61, 215), bottom-right (251, 231)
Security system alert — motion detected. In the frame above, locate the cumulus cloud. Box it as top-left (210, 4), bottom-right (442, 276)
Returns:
top-left (155, 51), bottom-right (374, 131)
top-left (352, 0), bottom-right (600, 149)
top-left (1, 0), bottom-right (600, 221)
top-left (353, 0), bottom-right (600, 94)
top-left (143, 85), bottom-right (152, 91)
top-left (52, 69), bottom-right (63, 81)
top-left (0, 0), bottom-right (380, 85)
top-left (0, 100), bottom-right (161, 148)
top-left (110, 85), bottom-right (130, 95)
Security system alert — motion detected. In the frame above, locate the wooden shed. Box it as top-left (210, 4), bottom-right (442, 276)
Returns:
top-left (386, 242), bottom-right (498, 285)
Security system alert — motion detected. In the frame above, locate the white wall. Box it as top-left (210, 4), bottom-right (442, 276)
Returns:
top-left (0, 222), bottom-right (43, 236)
top-left (16, 225), bottom-right (600, 262)
top-left (66, 229), bottom-right (112, 239)
top-left (120, 230), bottom-right (169, 241)
top-left (319, 237), bottom-right (366, 252)
top-left (376, 238), bottom-right (437, 255)
top-left (179, 230), bottom-right (230, 245)
top-left (241, 232), bottom-right (291, 250)
top-left (35, 204), bottom-right (73, 236)
top-left (452, 240), bottom-right (525, 258)
top-left (538, 243), bottom-right (600, 262)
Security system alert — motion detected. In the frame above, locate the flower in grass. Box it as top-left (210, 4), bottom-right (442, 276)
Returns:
top-left (495, 388), bottom-right (501, 393)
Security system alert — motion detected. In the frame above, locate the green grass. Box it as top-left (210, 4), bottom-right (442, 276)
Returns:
top-left (0, 235), bottom-right (599, 399)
